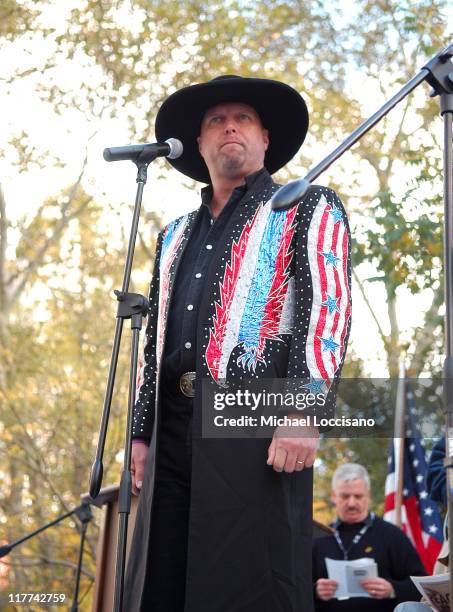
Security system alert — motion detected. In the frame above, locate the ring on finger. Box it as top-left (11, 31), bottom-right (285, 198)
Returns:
top-left (296, 459), bottom-right (305, 465)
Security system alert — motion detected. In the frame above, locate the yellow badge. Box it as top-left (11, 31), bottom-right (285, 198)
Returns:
top-left (365, 546), bottom-right (373, 553)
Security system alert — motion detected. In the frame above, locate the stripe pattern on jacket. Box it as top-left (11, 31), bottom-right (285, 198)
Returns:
top-left (205, 201), bottom-right (298, 382)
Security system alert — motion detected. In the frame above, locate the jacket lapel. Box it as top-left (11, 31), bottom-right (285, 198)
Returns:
top-left (155, 209), bottom-right (199, 371)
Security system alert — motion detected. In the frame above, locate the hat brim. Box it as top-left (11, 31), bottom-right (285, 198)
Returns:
top-left (155, 77), bottom-right (309, 184)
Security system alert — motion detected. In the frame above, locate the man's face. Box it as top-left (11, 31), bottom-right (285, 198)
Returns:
top-left (331, 478), bottom-right (370, 524)
top-left (197, 102), bottom-right (269, 181)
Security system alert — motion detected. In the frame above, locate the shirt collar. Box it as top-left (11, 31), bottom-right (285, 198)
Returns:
top-left (200, 167), bottom-right (269, 208)
top-left (333, 512), bottom-right (374, 531)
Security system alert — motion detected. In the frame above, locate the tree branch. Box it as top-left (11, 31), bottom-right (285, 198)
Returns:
top-left (6, 403), bottom-right (73, 515)
top-left (8, 131), bottom-right (99, 308)
top-left (408, 286), bottom-right (443, 376)
top-left (385, 95), bottom-right (412, 178)
top-left (353, 269), bottom-right (389, 351)
top-left (4, 555), bottom-right (95, 580)
top-left (3, 402), bottom-right (99, 562)
top-left (0, 62), bottom-right (58, 84)
top-left (387, 292), bottom-right (401, 376)
top-left (138, 227), bottom-right (156, 260)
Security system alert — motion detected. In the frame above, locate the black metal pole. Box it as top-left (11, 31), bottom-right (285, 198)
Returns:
top-left (69, 523), bottom-right (86, 612)
top-left (0, 505), bottom-right (84, 558)
top-left (442, 96), bottom-right (453, 373)
top-left (440, 90), bottom-right (453, 612)
top-left (87, 156), bottom-right (152, 610)
top-left (305, 71), bottom-right (427, 184)
top-left (89, 165), bottom-right (148, 499)
top-left (271, 43), bottom-right (453, 210)
top-left (70, 503), bottom-right (93, 612)
top-left (271, 70), bottom-right (428, 210)
top-left (113, 315), bottom-right (143, 612)
top-left (0, 502), bottom-right (93, 611)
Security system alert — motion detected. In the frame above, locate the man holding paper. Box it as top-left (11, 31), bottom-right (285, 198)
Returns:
top-left (313, 463), bottom-right (426, 610)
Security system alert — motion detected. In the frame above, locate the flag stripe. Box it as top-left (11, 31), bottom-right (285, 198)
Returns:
top-left (384, 387), bottom-right (443, 574)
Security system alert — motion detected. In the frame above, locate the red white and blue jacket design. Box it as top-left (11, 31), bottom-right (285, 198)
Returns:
top-left (133, 172), bottom-right (351, 439)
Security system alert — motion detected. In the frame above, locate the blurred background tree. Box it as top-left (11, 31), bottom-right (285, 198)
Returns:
top-left (0, 0), bottom-right (449, 607)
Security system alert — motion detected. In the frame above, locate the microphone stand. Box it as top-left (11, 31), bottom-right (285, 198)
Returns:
top-left (88, 148), bottom-right (164, 611)
top-left (0, 502), bottom-right (93, 612)
top-left (272, 43), bottom-right (453, 609)
top-left (272, 44), bottom-right (452, 210)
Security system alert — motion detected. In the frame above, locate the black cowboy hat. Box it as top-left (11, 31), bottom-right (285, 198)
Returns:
top-left (155, 75), bottom-right (309, 184)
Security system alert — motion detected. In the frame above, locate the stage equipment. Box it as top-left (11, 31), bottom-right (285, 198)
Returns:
top-left (89, 139), bottom-right (181, 611)
top-left (272, 43), bottom-right (453, 610)
top-left (0, 503), bottom-right (93, 612)
top-left (272, 45), bottom-right (452, 210)
top-left (103, 138), bottom-right (183, 163)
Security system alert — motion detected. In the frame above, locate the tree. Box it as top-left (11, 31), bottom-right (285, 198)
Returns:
top-left (0, 187), bottom-right (159, 605)
top-left (345, 0), bottom-right (447, 377)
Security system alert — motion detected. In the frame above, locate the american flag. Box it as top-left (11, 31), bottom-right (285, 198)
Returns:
top-left (384, 386), bottom-right (443, 574)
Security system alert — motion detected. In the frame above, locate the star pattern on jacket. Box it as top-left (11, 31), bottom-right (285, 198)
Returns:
top-left (320, 335), bottom-right (339, 353)
top-left (322, 294), bottom-right (341, 315)
top-left (328, 202), bottom-right (344, 224)
top-left (322, 250), bottom-right (340, 267)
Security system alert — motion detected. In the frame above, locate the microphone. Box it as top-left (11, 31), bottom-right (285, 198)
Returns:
top-left (103, 138), bottom-right (183, 163)
top-left (271, 178), bottom-right (311, 210)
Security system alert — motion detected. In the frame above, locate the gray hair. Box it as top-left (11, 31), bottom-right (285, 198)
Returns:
top-left (332, 463), bottom-right (370, 491)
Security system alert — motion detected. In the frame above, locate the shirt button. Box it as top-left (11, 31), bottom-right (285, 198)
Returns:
top-left (195, 273), bottom-right (202, 278)
top-left (206, 244), bottom-right (213, 250)
top-left (187, 304), bottom-right (194, 311)
top-left (185, 342), bottom-right (192, 349)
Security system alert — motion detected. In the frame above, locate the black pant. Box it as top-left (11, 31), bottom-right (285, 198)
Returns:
top-left (142, 384), bottom-right (192, 611)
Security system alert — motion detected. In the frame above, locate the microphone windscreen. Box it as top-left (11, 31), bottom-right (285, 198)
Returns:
top-left (166, 138), bottom-right (183, 160)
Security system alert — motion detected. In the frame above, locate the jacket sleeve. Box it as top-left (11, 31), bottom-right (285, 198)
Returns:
top-left (285, 185), bottom-right (352, 418)
top-left (132, 230), bottom-right (164, 441)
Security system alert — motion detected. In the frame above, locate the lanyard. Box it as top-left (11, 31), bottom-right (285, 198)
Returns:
top-left (332, 512), bottom-right (375, 561)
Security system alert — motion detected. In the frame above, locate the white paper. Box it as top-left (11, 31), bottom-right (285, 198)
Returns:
top-left (411, 573), bottom-right (450, 612)
top-left (325, 557), bottom-right (378, 599)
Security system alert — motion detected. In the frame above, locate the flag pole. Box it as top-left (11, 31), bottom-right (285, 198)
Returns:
top-left (394, 359), bottom-right (407, 528)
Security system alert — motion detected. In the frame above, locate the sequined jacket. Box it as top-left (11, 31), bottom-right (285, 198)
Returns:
top-left (132, 171), bottom-right (351, 438)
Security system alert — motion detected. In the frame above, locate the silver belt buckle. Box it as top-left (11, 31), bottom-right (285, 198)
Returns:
top-left (179, 371), bottom-right (196, 397)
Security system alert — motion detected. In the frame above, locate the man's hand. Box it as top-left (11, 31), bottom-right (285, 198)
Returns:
top-left (266, 420), bottom-right (319, 472)
top-left (360, 577), bottom-right (394, 599)
top-left (315, 578), bottom-right (338, 601)
top-left (131, 440), bottom-right (149, 495)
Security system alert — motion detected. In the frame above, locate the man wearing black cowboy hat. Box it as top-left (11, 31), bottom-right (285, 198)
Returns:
top-left (124, 75), bottom-right (352, 612)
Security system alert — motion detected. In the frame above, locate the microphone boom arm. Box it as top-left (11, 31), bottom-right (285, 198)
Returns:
top-left (271, 44), bottom-right (453, 210)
